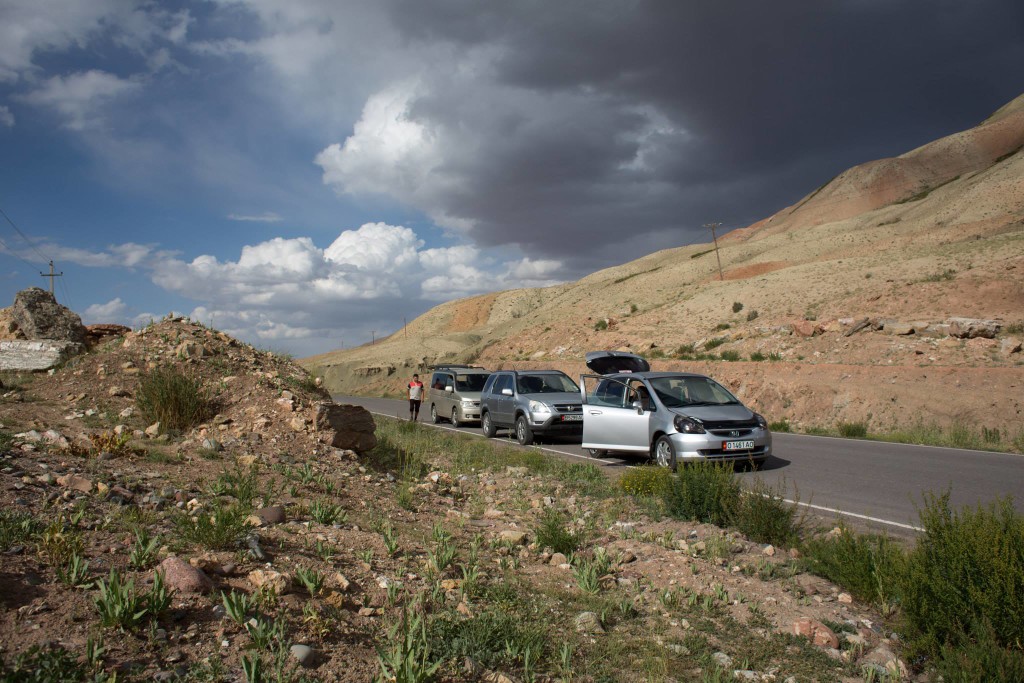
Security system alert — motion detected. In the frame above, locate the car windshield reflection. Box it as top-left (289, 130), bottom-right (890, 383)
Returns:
top-left (649, 376), bottom-right (739, 408)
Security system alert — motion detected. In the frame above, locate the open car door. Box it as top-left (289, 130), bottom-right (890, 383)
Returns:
top-left (580, 374), bottom-right (650, 453)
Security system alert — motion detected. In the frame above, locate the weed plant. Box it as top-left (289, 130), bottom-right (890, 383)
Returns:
top-left (428, 607), bottom-right (547, 672)
top-left (768, 419), bottom-right (791, 432)
top-left (94, 568), bottom-right (168, 631)
top-left (0, 509), bottom-right (42, 550)
top-left (704, 337), bottom-right (726, 350)
top-left (129, 528), bottom-right (160, 569)
top-left (136, 365), bottom-right (212, 433)
top-left (618, 466), bottom-right (673, 498)
top-left (663, 462), bottom-right (739, 526)
top-left (726, 479), bottom-right (802, 547)
top-left (837, 421), bottom-right (868, 438)
top-left (719, 350), bottom-right (741, 361)
top-left (800, 525), bottom-right (905, 605)
top-left (749, 351), bottom-right (766, 361)
top-left (309, 499), bottom-right (347, 525)
top-left (534, 509), bottom-right (583, 555)
top-left (209, 463), bottom-right (264, 507)
top-left (901, 492), bottom-right (1024, 659)
top-left (375, 606), bottom-right (441, 683)
top-left (0, 645), bottom-right (96, 682)
top-left (176, 501), bottom-right (251, 550)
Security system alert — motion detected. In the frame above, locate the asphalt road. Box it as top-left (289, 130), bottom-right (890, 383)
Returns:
top-left (334, 394), bottom-right (1024, 538)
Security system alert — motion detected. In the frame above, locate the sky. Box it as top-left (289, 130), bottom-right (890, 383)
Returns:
top-left (1, 1), bottom-right (1022, 357)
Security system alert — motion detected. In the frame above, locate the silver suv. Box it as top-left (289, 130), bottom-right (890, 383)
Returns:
top-left (580, 351), bottom-right (772, 469)
top-left (427, 365), bottom-right (491, 427)
top-left (479, 370), bottom-right (583, 445)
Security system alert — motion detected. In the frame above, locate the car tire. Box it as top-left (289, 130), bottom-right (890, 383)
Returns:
top-left (515, 415), bottom-right (534, 446)
top-left (481, 411), bottom-right (496, 438)
top-left (653, 435), bottom-right (677, 471)
top-left (430, 404), bottom-right (439, 424)
top-left (450, 408), bottom-right (461, 429)
top-left (587, 448), bottom-right (607, 458)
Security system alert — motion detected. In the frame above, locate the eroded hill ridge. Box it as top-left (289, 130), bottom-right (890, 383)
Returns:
top-left (303, 95), bottom-right (1024, 436)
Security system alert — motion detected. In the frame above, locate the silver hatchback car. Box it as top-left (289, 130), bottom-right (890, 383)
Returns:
top-left (580, 351), bottom-right (772, 469)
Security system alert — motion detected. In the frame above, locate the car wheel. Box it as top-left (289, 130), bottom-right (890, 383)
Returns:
top-left (588, 448), bottom-right (607, 458)
top-left (515, 415), bottom-right (534, 446)
top-left (481, 411), bottom-right (496, 438)
top-left (451, 408), bottom-right (461, 429)
top-left (429, 404), bottom-right (439, 424)
top-left (654, 436), bottom-right (677, 471)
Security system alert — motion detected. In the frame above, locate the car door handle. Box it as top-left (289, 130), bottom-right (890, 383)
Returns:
top-left (589, 410), bottom-right (603, 415)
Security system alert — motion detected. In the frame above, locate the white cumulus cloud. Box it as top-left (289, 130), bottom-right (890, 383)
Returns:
top-left (0, 106), bottom-right (13, 127)
top-left (83, 298), bottom-right (127, 323)
top-left (18, 70), bottom-right (140, 130)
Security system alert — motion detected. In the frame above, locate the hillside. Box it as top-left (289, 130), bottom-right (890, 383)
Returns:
top-left (302, 94), bottom-right (1024, 439)
top-left (0, 317), bottom-right (920, 682)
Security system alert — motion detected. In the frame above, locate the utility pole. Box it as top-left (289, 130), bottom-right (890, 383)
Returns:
top-left (40, 260), bottom-right (63, 294)
top-left (703, 223), bottom-right (723, 281)
top-left (371, 331), bottom-right (376, 345)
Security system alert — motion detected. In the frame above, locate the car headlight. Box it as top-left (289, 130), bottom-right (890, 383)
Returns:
top-left (528, 400), bottom-right (551, 413)
top-left (754, 413), bottom-right (768, 430)
top-left (461, 400), bottom-right (475, 407)
top-left (673, 415), bottom-right (705, 434)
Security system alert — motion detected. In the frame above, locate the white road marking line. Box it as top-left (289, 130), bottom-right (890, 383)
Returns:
top-left (363, 407), bottom-right (924, 532)
top-left (781, 499), bottom-right (924, 532)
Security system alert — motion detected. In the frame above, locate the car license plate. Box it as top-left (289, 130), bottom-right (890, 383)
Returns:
top-left (724, 440), bottom-right (754, 451)
top-left (562, 414), bottom-right (583, 422)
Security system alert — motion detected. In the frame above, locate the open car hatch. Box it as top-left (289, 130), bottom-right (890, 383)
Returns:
top-left (584, 350), bottom-right (651, 375)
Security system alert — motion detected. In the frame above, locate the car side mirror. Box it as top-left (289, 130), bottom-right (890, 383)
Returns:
top-left (632, 400), bottom-right (644, 415)
top-left (501, 388), bottom-right (514, 396)
top-left (445, 386), bottom-right (453, 393)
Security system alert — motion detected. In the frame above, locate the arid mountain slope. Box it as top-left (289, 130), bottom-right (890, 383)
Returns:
top-left (302, 95), bottom-right (1024, 436)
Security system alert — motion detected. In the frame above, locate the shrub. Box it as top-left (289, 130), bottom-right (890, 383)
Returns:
top-left (136, 366), bottom-right (212, 433)
top-left (663, 462), bottom-right (740, 526)
top-left (0, 645), bottom-right (92, 682)
top-left (837, 421), bottom-right (868, 438)
top-left (746, 310), bottom-right (759, 322)
top-left (719, 350), bottom-right (741, 362)
top-left (800, 525), bottom-right (906, 605)
top-left (715, 322), bottom-right (731, 331)
top-left (534, 509), bottom-right (583, 556)
top-left (726, 479), bottom-right (801, 547)
top-left (900, 492), bottom-right (1024, 658)
top-left (933, 619), bottom-right (1024, 683)
top-left (593, 319), bottom-right (608, 331)
top-left (0, 429), bottom-right (13, 452)
top-left (732, 302), bottom-right (744, 313)
top-left (768, 419), bottom-right (791, 433)
top-left (428, 608), bottom-right (547, 670)
top-left (749, 351), bottom-right (766, 362)
top-left (176, 501), bottom-right (250, 550)
top-left (704, 337), bottom-right (726, 350)
top-left (0, 509), bottom-right (43, 551)
top-left (619, 466), bottom-right (673, 498)
top-left (674, 343), bottom-right (696, 358)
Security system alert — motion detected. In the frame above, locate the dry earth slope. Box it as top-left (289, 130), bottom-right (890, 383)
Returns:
top-left (302, 94), bottom-right (1024, 438)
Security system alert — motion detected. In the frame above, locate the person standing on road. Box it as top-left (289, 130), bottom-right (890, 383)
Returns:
top-left (408, 373), bottom-right (424, 421)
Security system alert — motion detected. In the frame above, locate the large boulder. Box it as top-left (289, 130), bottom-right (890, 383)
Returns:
top-left (948, 317), bottom-right (1000, 339)
top-left (314, 402), bottom-right (377, 453)
top-left (11, 287), bottom-right (87, 344)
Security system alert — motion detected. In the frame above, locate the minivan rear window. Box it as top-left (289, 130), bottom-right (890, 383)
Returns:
top-left (456, 374), bottom-right (488, 391)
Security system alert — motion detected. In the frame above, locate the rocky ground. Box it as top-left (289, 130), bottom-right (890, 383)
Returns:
top-left (0, 318), bottom-right (919, 682)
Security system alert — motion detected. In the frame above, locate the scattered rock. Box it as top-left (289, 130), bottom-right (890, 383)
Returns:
top-left (313, 403), bottom-right (377, 452)
top-left (248, 569), bottom-right (290, 595)
top-left (290, 644), bottom-right (317, 667)
top-left (574, 612), bottom-right (604, 633)
top-left (158, 557), bottom-right (214, 594)
top-left (793, 617), bottom-right (839, 648)
top-left (948, 317), bottom-right (1000, 339)
top-left (499, 530), bottom-right (528, 546)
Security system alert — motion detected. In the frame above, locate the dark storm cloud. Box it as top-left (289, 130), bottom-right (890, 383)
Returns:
top-left (381, 0), bottom-right (1024, 274)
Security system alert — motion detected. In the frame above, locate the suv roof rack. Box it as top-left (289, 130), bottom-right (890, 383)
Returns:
top-left (428, 364), bottom-right (488, 371)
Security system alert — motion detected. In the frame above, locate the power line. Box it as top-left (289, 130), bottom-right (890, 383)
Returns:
top-left (0, 206), bottom-right (49, 263)
top-left (0, 232), bottom-right (40, 271)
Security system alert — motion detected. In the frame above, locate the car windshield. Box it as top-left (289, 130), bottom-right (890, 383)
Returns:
top-left (517, 373), bottom-right (580, 394)
top-left (455, 374), bottom-right (488, 391)
top-left (649, 376), bottom-right (739, 408)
